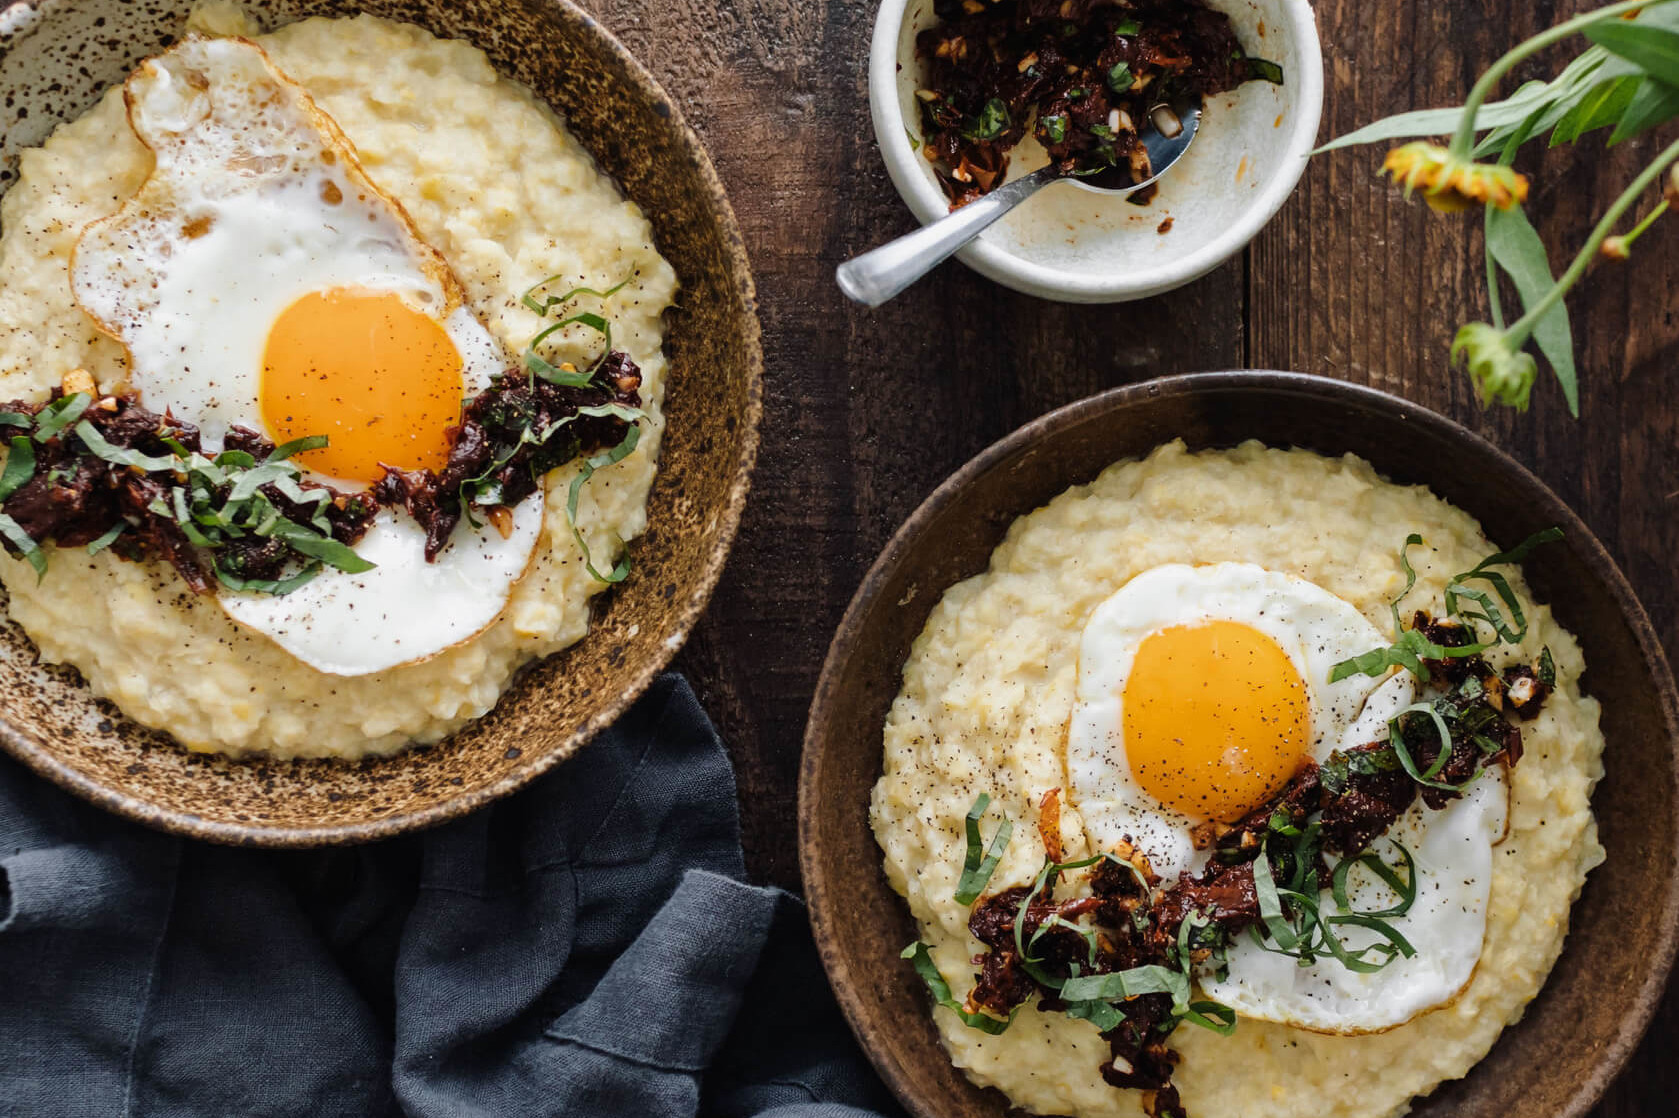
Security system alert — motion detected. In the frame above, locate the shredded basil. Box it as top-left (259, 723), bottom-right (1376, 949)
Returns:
top-left (520, 276), bottom-right (630, 317)
top-left (214, 560), bottom-right (323, 597)
top-left (1040, 113), bottom-right (1069, 144)
top-left (84, 521), bottom-right (126, 557)
top-left (33, 394), bottom-right (91, 443)
top-left (568, 419), bottom-right (643, 583)
top-left (962, 97), bottom-right (1011, 141)
top-left (900, 942), bottom-right (1016, 1034)
top-left (0, 513), bottom-right (45, 578)
top-left (73, 421), bottom-right (177, 472)
top-left (953, 793), bottom-right (1013, 905)
top-left (1330, 843), bottom-right (1417, 918)
top-left (1107, 63), bottom-right (1134, 93)
top-left (1388, 702), bottom-right (1480, 792)
top-left (1331, 529), bottom-right (1560, 681)
top-left (268, 434), bottom-right (329, 462)
top-left (264, 518), bottom-right (376, 574)
top-left (0, 437), bottom-right (36, 503)
top-left (1247, 57), bottom-right (1285, 85)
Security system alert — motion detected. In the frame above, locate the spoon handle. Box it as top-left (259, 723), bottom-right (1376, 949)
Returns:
top-left (836, 166), bottom-right (1059, 307)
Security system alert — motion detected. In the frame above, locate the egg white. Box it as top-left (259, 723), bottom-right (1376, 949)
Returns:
top-left (68, 36), bottom-right (541, 677)
top-left (1067, 562), bottom-right (1415, 881)
top-left (218, 494), bottom-right (544, 677)
top-left (1200, 766), bottom-right (1509, 1034)
top-left (1065, 562), bottom-right (1510, 1035)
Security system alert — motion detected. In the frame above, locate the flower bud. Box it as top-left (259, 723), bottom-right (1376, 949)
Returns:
top-left (1452, 323), bottom-right (1537, 411)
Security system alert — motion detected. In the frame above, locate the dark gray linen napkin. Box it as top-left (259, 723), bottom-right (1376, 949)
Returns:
top-left (0, 674), bottom-right (901, 1118)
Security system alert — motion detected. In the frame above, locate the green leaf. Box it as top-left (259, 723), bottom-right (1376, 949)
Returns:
top-left (73, 421), bottom-right (177, 472)
top-left (1251, 847), bottom-right (1298, 950)
top-left (1388, 703), bottom-right (1477, 792)
top-left (962, 98), bottom-right (1010, 141)
top-left (520, 277), bottom-right (629, 317)
top-left (900, 943), bottom-right (1016, 1034)
top-left (1182, 1000), bottom-right (1239, 1035)
top-left (1549, 72), bottom-right (1642, 144)
top-left (1586, 17), bottom-right (1679, 87)
top-left (1330, 843), bottom-right (1417, 918)
top-left (1246, 57), bottom-right (1285, 85)
top-left (568, 418), bottom-right (643, 583)
top-left (1390, 533), bottom-right (1424, 629)
top-left (1107, 63), bottom-right (1134, 93)
top-left (1058, 964), bottom-right (1189, 1005)
top-left (264, 518), bottom-right (376, 574)
top-left (1485, 205), bottom-right (1579, 414)
top-left (1063, 997), bottom-right (1125, 1032)
top-left (526, 311), bottom-right (615, 387)
top-left (214, 559), bottom-right (322, 597)
top-left (226, 462), bottom-right (302, 504)
top-left (1610, 73), bottom-right (1679, 141)
top-left (0, 437), bottom-right (36, 503)
top-left (953, 793), bottom-right (1014, 905)
top-left (267, 435), bottom-right (328, 462)
top-left (0, 513), bottom-right (46, 579)
top-left (85, 521), bottom-right (126, 556)
top-left (1319, 81), bottom-right (1582, 153)
top-left (34, 394), bottom-right (92, 443)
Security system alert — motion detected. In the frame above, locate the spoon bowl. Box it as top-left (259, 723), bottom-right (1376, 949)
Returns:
top-left (837, 97), bottom-right (1202, 307)
top-left (864, 0), bottom-right (1322, 304)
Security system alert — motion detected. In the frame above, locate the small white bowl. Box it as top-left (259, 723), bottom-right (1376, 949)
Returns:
top-left (868, 0), bottom-right (1324, 303)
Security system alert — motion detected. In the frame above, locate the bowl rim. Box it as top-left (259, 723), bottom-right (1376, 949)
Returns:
top-left (0, 0), bottom-right (764, 846)
top-left (866, 0), bottom-right (1325, 304)
top-left (799, 370), bottom-right (1679, 1118)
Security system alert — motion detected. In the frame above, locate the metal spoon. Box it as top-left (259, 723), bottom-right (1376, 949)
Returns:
top-left (836, 97), bottom-right (1203, 307)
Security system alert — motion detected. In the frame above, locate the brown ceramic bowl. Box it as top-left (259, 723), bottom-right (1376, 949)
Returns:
top-left (801, 373), bottom-right (1679, 1118)
top-left (0, 0), bottom-right (760, 844)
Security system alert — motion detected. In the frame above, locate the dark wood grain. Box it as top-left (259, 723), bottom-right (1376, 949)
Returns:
top-left (581, 1), bottom-right (1673, 1114)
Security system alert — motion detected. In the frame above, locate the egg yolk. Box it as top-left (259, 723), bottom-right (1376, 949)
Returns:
top-left (261, 289), bottom-right (464, 484)
top-left (1122, 620), bottom-right (1310, 823)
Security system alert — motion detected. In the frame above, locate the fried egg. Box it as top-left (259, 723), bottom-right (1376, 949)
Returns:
top-left (69, 36), bottom-right (539, 676)
top-left (1198, 767), bottom-right (1508, 1034)
top-left (1068, 563), bottom-right (1415, 880)
top-left (1066, 563), bottom-right (1507, 1033)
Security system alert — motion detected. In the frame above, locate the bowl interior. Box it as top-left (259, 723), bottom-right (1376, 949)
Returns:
top-left (874, 0), bottom-right (1322, 299)
top-left (0, 0), bottom-right (760, 844)
top-left (801, 374), bottom-right (1679, 1118)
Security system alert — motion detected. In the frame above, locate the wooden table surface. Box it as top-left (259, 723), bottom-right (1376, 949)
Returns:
top-left (578, 1), bottom-right (1675, 1113)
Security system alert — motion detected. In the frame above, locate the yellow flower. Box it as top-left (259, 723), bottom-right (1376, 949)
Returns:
top-left (1383, 142), bottom-right (1530, 212)
top-left (1452, 323), bottom-right (1537, 410)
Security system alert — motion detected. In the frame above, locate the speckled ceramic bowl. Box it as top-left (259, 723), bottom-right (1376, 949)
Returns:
top-left (802, 374), bottom-right (1679, 1118)
top-left (0, 0), bottom-right (761, 844)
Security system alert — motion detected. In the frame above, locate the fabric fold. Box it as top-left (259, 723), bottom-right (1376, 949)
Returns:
top-left (0, 675), bottom-right (901, 1118)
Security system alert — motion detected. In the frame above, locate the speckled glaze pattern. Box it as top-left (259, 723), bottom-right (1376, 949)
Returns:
top-left (0, 0), bottom-right (762, 844)
top-left (800, 374), bottom-right (1679, 1118)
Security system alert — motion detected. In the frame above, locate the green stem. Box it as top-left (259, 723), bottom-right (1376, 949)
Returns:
top-left (1619, 198), bottom-right (1671, 248)
top-left (1449, 0), bottom-right (1666, 157)
top-left (1506, 137), bottom-right (1679, 345)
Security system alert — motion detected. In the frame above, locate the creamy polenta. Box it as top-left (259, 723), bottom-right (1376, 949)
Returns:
top-left (870, 440), bottom-right (1605, 1118)
top-left (0, 7), bottom-right (678, 758)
